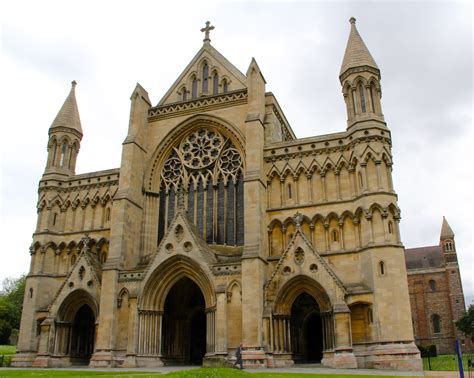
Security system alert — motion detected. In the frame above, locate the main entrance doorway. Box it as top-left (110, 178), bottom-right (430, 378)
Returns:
top-left (70, 304), bottom-right (95, 364)
top-left (291, 292), bottom-right (323, 363)
top-left (161, 277), bottom-right (206, 365)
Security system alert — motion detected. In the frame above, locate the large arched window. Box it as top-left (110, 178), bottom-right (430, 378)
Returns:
top-left (432, 314), bottom-right (441, 334)
top-left (157, 128), bottom-right (244, 247)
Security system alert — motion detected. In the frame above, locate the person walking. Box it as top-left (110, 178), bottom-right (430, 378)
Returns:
top-left (234, 342), bottom-right (244, 369)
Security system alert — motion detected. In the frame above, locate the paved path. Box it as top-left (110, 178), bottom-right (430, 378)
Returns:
top-left (0, 365), bottom-right (428, 376)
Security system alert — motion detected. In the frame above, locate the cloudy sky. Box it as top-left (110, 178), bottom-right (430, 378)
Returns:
top-left (1, 1), bottom-right (472, 304)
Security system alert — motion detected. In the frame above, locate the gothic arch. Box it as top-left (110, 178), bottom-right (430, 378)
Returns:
top-left (145, 114), bottom-right (245, 193)
top-left (57, 289), bottom-right (99, 321)
top-left (140, 255), bottom-right (215, 311)
top-left (273, 275), bottom-right (332, 315)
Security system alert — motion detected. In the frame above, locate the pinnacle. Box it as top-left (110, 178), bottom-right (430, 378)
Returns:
top-left (50, 80), bottom-right (83, 135)
top-left (440, 216), bottom-right (455, 239)
top-left (340, 17), bottom-right (379, 78)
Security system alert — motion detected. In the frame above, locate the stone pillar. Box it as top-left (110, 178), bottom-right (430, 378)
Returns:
top-left (215, 291), bottom-right (227, 355)
top-left (123, 297), bottom-right (139, 367)
top-left (332, 303), bottom-right (357, 368)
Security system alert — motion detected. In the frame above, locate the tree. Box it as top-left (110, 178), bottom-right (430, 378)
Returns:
top-left (0, 275), bottom-right (26, 343)
top-left (456, 304), bottom-right (474, 339)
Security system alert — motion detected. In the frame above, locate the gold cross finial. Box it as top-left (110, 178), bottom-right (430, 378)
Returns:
top-left (200, 21), bottom-right (215, 43)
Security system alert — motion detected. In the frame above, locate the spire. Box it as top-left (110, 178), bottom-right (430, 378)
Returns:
top-left (50, 80), bottom-right (82, 135)
top-left (440, 216), bottom-right (455, 239)
top-left (339, 17), bottom-right (379, 79)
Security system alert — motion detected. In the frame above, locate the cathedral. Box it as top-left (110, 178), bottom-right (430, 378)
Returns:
top-left (14, 19), bottom-right (423, 370)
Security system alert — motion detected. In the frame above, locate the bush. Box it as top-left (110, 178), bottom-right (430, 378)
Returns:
top-left (0, 319), bottom-right (12, 345)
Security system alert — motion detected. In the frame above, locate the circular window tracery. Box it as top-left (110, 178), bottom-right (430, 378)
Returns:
top-left (180, 128), bottom-right (223, 169)
top-left (219, 148), bottom-right (242, 175)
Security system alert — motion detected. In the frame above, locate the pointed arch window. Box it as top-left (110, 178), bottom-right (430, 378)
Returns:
top-left (213, 72), bottom-right (219, 95)
top-left (202, 63), bottom-right (209, 94)
top-left (181, 87), bottom-right (188, 101)
top-left (222, 79), bottom-right (228, 93)
top-left (52, 141), bottom-right (58, 166)
top-left (359, 84), bottom-right (366, 113)
top-left (191, 77), bottom-right (198, 99)
top-left (358, 171), bottom-right (364, 188)
top-left (445, 240), bottom-right (454, 251)
top-left (157, 128), bottom-right (244, 247)
top-left (288, 183), bottom-right (292, 199)
top-left (429, 279), bottom-right (436, 291)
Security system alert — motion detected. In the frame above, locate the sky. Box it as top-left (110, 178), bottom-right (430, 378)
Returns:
top-left (0, 1), bottom-right (472, 304)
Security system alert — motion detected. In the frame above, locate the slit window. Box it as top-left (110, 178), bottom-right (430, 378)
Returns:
top-left (52, 213), bottom-right (57, 226)
top-left (222, 79), bottom-right (228, 93)
top-left (388, 221), bottom-right (393, 234)
top-left (191, 77), bottom-right (197, 98)
top-left (202, 63), bottom-right (209, 94)
top-left (370, 85), bottom-right (376, 112)
top-left (288, 184), bottom-right (292, 199)
top-left (213, 73), bottom-right (219, 95)
top-left (332, 230), bottom-right (338, 242)
top-left (182, 88), bottom-right (187, 101)
top-left (59, 143), bottom-right (66, 167)
top-left (359, 84), bottom-right (366, 113)
top-left (358, 172), bottom-right (363, 188)
top-left (429, 279), bottom-right (436, 291)
top-left (432, 314), bottom-right (441, 333)
top-left (379, 261), bottom-right (385, 275)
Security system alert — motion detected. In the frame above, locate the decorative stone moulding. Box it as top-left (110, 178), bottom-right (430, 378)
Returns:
top-left (174, 224), bottom-right (184, 242)
top-left (294, 248), bottom-right (305, 265)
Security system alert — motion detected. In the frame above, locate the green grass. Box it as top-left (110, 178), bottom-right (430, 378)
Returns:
top-left (422, 353), bottom-right (473, 371)
top-left (0, 346), bottom-right (16, 356)
top-left (0, 368), bottom-right (421, 378)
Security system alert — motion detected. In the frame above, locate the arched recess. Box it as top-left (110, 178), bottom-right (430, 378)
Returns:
top-left (271, 275), bottom-right (334, 360)
top-left (116, 288), bottom-right (130, 351)
top-left (349, 302), bottom-right (373, 343)
top-left (226, 280), bottom-right (242, 349)
top-left (54, 289), bottom-right (98, 362)
top-left (137, 255), bottom-right (216, 359)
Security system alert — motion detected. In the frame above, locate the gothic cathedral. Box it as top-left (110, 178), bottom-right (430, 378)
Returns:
top-left (14, 19), bottom-right (422, 370)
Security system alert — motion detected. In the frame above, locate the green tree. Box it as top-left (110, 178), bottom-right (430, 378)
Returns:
top-left (0, 275), bottom-right (26, 343)
top-left (456, 304), bottom-right (474, 338)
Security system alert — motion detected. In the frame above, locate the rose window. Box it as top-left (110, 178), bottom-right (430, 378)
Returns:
top-left (180, 129), bottom-right (223, 169)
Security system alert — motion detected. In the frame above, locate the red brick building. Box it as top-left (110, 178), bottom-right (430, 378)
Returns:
top-left (405, 217), bottom-right (471, 354)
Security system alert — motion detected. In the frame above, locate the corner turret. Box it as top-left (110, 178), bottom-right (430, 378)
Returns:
top-left (339, 18), bottom-right (385, 129)
top-left (44, 81), bottom-right (83, 177)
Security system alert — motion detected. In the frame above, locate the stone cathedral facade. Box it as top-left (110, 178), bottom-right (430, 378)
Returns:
top-left (14, 19), bottom-right (422, 370)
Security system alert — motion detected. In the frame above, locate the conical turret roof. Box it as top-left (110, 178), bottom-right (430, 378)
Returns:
top-left (340, 17), bottom-right (379, 77)
top-left (50, 81), bottom-right (82, 135)
top-left (440, 216), bottom-right (455, 239)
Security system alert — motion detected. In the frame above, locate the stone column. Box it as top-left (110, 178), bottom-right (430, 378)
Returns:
top-left (215, 291), bottom-right (227, 356)
top-left (332, 303), bottom-right (357, 368)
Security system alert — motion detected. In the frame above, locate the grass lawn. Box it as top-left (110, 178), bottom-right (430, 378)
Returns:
top-left (422, 353), bottom-right (473, 371)
top-left (0, 368), bottom-right (422, 377)
top-left (0, 346), bottom-right (16, 356)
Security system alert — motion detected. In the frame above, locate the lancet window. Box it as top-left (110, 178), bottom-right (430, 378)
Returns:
top-left (157, 128), bottom-right (244, 246)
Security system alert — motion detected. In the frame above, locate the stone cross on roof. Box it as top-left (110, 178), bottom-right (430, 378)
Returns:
top-left (201, 21), bottom-right (215, 43)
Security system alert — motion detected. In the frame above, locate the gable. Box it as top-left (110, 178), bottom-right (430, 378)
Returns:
top-left (158, 43), bottom-right (247, 105)
top-left (264, 227), bottom-right (347, 307)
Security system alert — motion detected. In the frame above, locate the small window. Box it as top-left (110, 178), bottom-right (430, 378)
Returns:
top-left (358, 172), bottom-right (363, 188)
top-left (191, 77), bottom-right (197, 98)
top-left (101, 252), bottom-right (107, 264)
top-left (52, 213), bottom-right (58, 226)
top-left (71, 254), bottom-right (77, 265)
top-left (359, 84), bottom-right (366, 113)
top-left (379, 261), bottom-right (385, 276)
top-left (388, 221), bottom-right (393, 234)
top-left (182, 88), bottom-right (187, 101)
top-left (332, 230), bottom-right (339, 242)
top-left (429, 279), bottom-right (436, 291)
top-left (370, 84), bottom-right (376, 112)
top-left (105, 208), bottom-right (111, 222)
top-left (202, 63), bottom-right (209, 94)
top-left (222, 79), bottom-right (228, 93)
top-left (213, 73), bottom-right (219, 95)
top-left (29, 288), bottom-right (33, 299)
top-left (288, 184), bottom-right (292, 199)
top-left (445, 240), bottom-right (454, 251)
top-left (432, 314), bottom-right (441, 334)
top-left (368, 308), bottom-right (373, 324)
top-left (59, 143), bottom-right (66, 167)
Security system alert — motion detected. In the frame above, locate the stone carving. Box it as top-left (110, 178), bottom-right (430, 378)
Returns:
top-left (174, 224), bottom-right (184, 242)
top-left (294, 247), bottom-right (305, 265)
top-left (183, 241), bottom-right (193, 252)
top-left (180, 129), bottom-right (223, 169)
top-left (165, 243), bottom-right (174, 254)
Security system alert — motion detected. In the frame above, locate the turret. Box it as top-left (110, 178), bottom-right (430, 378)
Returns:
top-left (339, 17), bottom-right (385, 129)
top-left (44, 81), bottom-right (82, 177)
top-left (440, 216), bottom-right (457, 263)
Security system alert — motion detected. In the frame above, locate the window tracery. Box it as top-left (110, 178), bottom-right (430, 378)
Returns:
top-left (157, 128), bottom-right (244, 247)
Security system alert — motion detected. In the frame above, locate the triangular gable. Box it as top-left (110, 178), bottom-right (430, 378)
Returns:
top-left (47, 247), bottom-right (101, 316)
top-left (158, 43), bottom-right (248, 106)
top-left (264, 227), bottom-right (347, 305)
top-left (142, 207), bottom-right (217, 284)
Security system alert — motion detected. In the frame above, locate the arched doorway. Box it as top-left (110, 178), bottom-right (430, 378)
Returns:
top-left (291, 293), bottom-right (323, 363)
top-left (161, 277), bottom-right (206, 365)
top-left (70, 304), bottom-right (95, 363)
